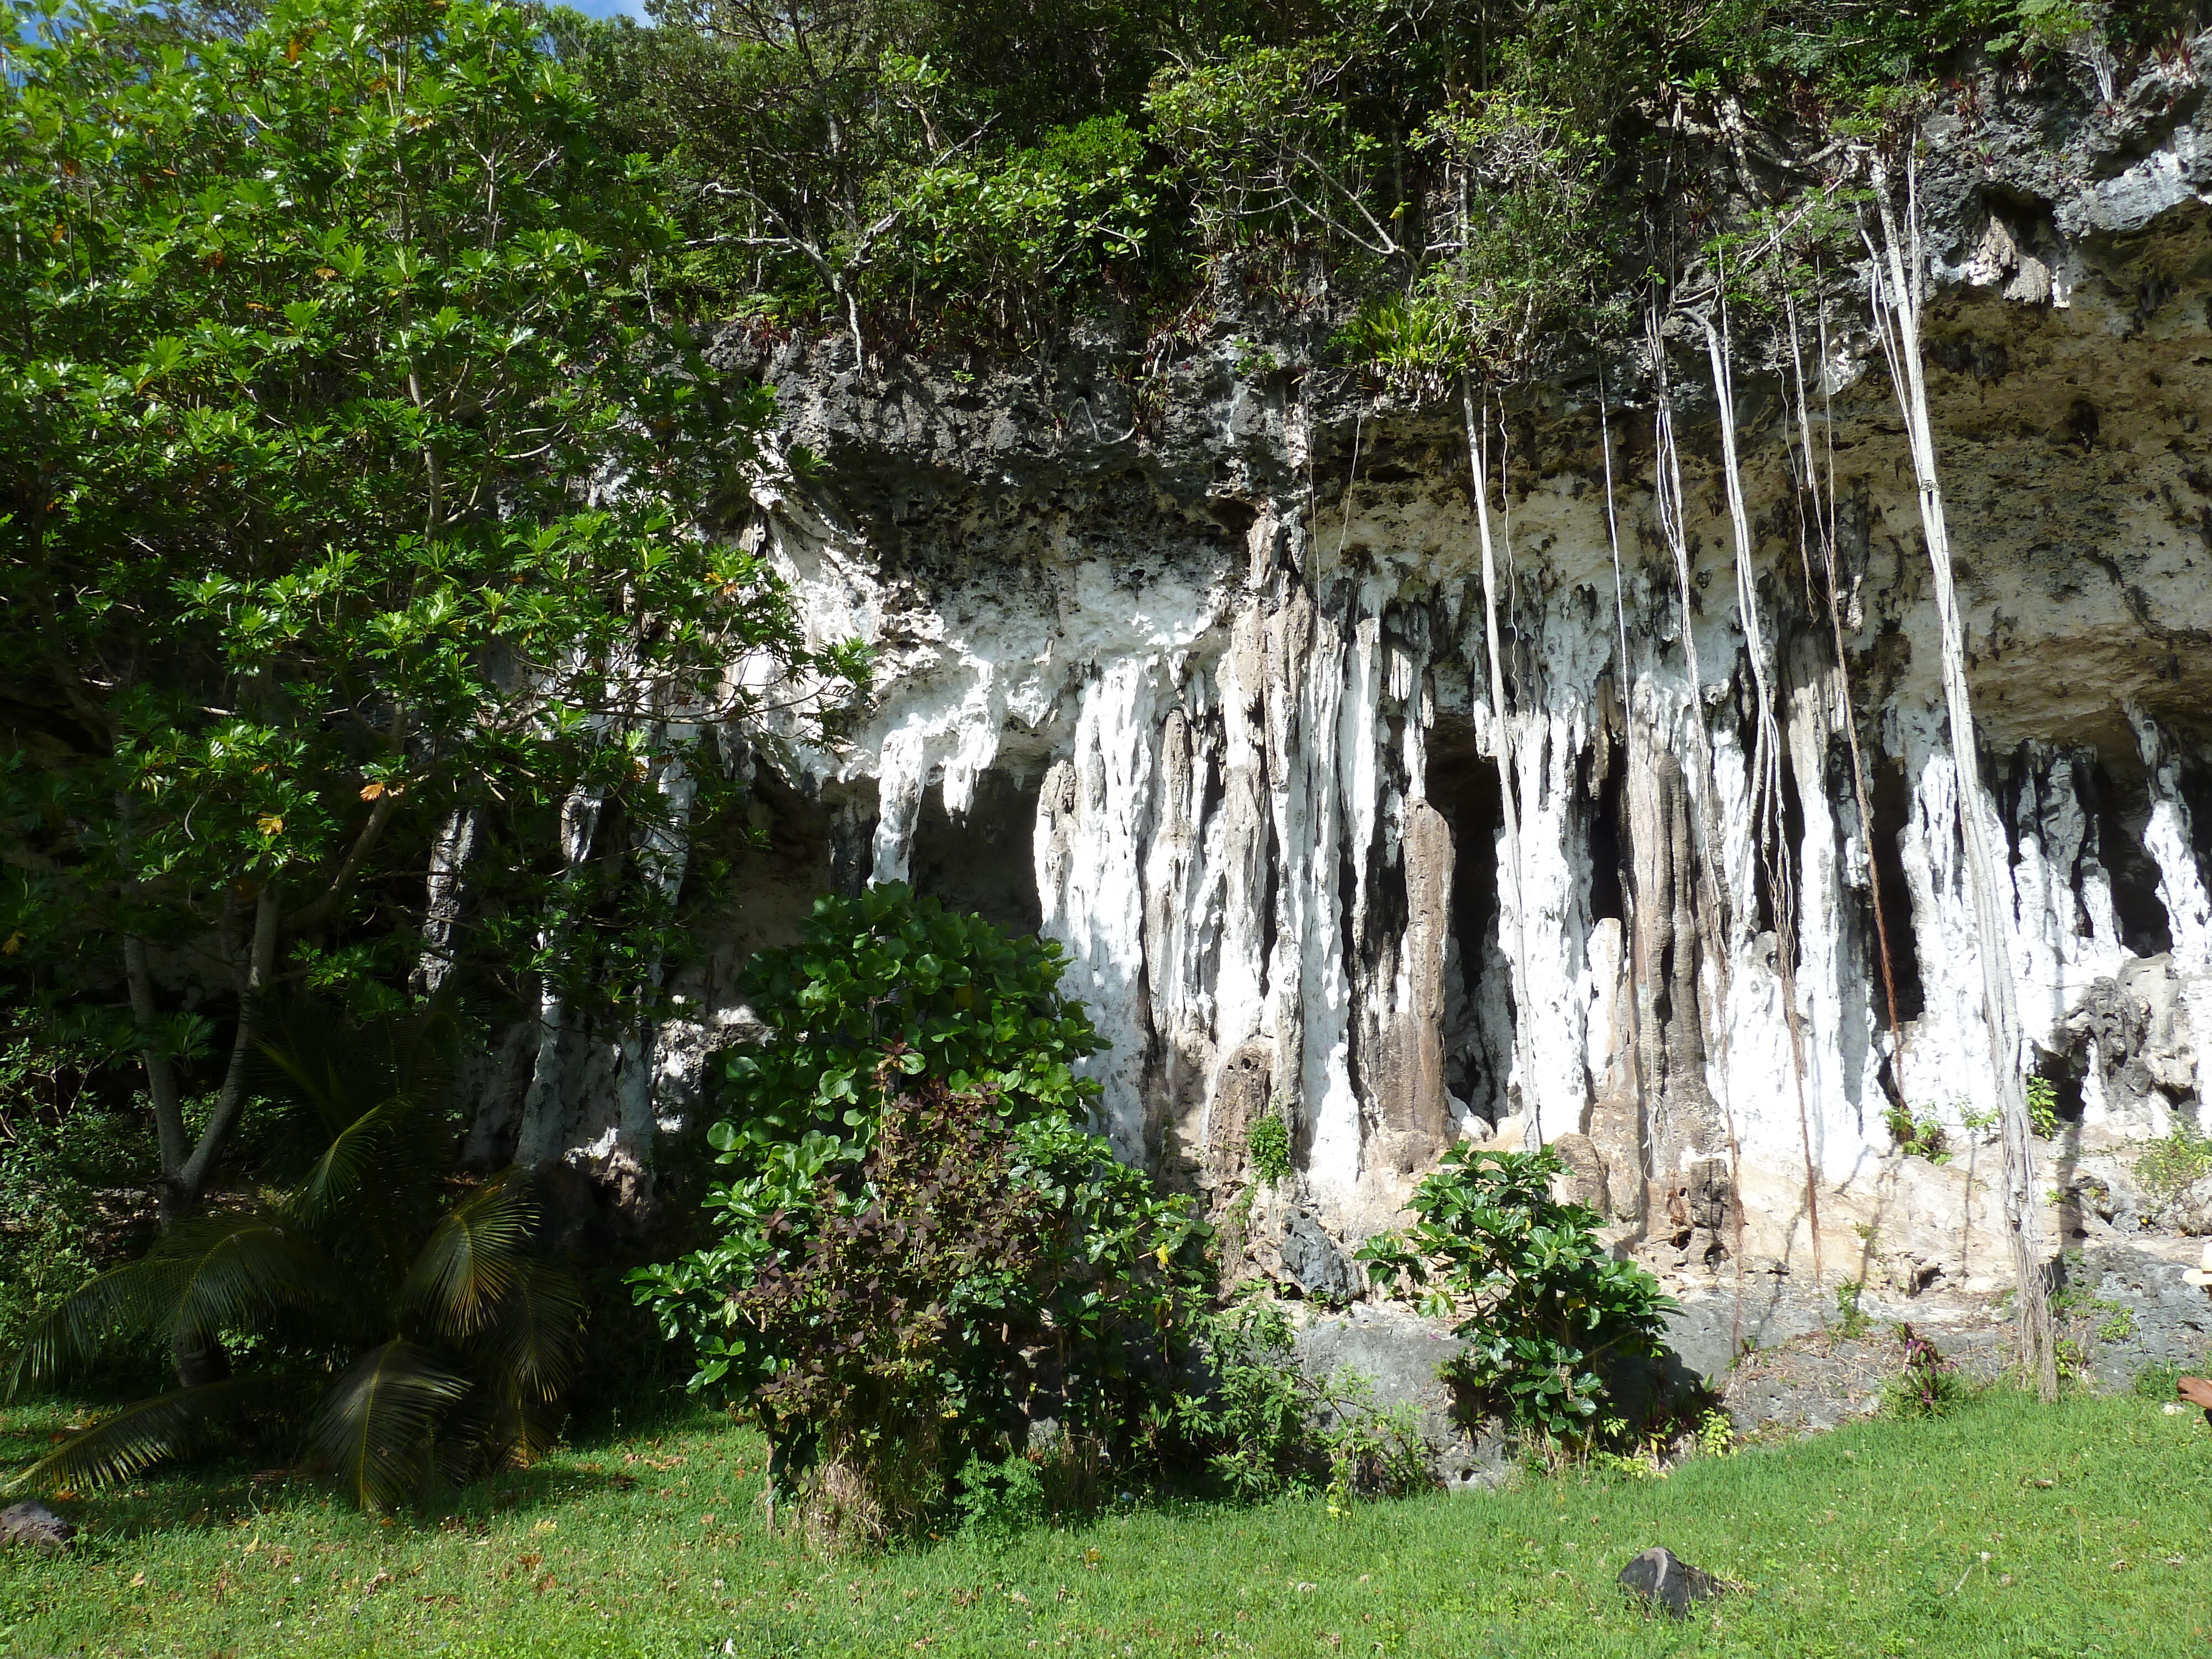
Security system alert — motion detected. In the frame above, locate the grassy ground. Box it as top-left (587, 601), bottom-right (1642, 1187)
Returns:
top-left (2, 1386), bottom-right (2205, 1658)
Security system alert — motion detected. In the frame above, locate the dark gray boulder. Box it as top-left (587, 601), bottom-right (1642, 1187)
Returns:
top-left (1618, 1546), bottom-right (1722, 1616)
top-left (1280, 1211), bottom-right (1362, 1304)
top-left (1, 1500), bottom-right (74, 1555)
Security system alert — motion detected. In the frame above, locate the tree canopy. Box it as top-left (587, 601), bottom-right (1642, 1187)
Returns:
top-left (1, 0), bottom-right (862, 1229)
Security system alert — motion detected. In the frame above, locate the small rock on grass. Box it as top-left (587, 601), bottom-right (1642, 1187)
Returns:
top-left (1, 1501), bottom-right (74, 1555)
top-left (1618, 1546), bottom-right (1721, 1616)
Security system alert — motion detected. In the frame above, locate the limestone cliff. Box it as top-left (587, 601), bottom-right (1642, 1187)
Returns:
top-left (513, 44), bottom-right (2212, 1301)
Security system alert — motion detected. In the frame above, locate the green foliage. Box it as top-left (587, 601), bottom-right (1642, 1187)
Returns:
top-left (1883, 1325), bottom-right (1968, 1419)
top-left (1318, 1381), bottom-right (1431, 1515)
top-left (2134, 1126), bottom-right (2212, 1206)
top-left (718, 883), bottom-right (1104, 1155)
top-left (1167, 1298), bottom-right (1431, 1507)
top-left (1833, 1279), bottom-right (1870, 1339)
top-left (635, 1065), bottom-right (1206, 1543)
top-left (4, 998), bottom-right (586, 1509)
top-left (2025, 1076), bottom-right (2062, 1140)
top-left (0, 1040), bottom-right (144, 1353)
top-left (1147, 35), bottom-right (1409, 261)
top-left (887, 115), bottom-right (1158, 330)
top-left (1886, 1102), bottom-right (1950, 1162)
top-left (0, 0), bottom-right (860, 1213)
top-left (1245, 1108), bottom-right (1291, 1186)
top-left (631, 898), bottom-right (1201, 1541)
top-left (1172, 1299), bottom-right (1319, 1500)
top-left (1357, 1145), bottom-right (1673, 1444)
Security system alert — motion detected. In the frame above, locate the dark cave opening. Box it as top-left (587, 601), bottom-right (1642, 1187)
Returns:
top-left (2031, 1045), bottom-right (2088, 1125)
top-left (1584, 735), bottom-right (1626, 927)
top-left (909, 768), bottom-right (1045, 937)
top-left (2089, 759), bottom-right (2174, 958)
top-left (1425, 718), bottom-right (1508, 1123)
top-left (1865, 758), bottom-right (1928, 1026)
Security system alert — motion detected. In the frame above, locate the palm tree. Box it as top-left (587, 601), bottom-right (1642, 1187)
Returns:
top-left (4, 997), bottom-right (585, 1510)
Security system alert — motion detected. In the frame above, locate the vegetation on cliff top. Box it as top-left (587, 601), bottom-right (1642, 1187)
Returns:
top-left (577, 0), bottom-right (2203, 358)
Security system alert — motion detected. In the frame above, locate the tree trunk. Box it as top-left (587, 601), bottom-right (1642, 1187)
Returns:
top-left (1868, 158), bottom-right (2057, 1400)
top-left (164, 878), bottom-right (281, 1227)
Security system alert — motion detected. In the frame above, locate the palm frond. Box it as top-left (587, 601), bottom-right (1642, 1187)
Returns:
top-left (472, 1259), bottom-right (587, 1404)
top-left (5, 1256), bottom-right (192, 1399)
top-left (290, 1093), bottom-right (413, 1223)
top-left (401, 1172), bottom-right (535, 1337)
top-left (7, 1212), bottom-right (354, 1399)
top-left (163, 1213), bottom-right (355, 1349)
top-left (254, 993), bottom-right (461, 1211)
top-left (6, 1379), bottom-right (289, 1494)
top-left (304, 1340), bottom-right (473, 1512)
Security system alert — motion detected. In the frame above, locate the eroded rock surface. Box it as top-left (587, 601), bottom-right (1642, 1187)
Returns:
top-left (491, 40), bottom-right (2212, 1306)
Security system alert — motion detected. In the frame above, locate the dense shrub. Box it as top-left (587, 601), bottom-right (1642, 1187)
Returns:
top-left (0, 1041), bottom-right (145, 1355)
top-left (1171, 1298), bottom-right (1431, 1507)
top-left (1357, 1144), bottom-right (1673, 1444)
top-left (720, 882), bottom-right (1104, 1151)
top-left (635, 1061), bottom-right (1207, 1544)
top-left (632, 890), bottom-right (1208, 1542)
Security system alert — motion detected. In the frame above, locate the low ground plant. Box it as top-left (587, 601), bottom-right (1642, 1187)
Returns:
top-left (2136, 1126), bottom-right (2212, 1207)
top-left (1168, 1298), bottom-right (1430, 1509)
top-left (1883, 1326), bottom-right (1969, 1420)
top-left (4, 998), bottom-right (586, 1510)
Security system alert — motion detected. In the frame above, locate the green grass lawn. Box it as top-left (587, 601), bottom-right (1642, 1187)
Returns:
top-left (2, 1386), bottom-right (2204, 1658)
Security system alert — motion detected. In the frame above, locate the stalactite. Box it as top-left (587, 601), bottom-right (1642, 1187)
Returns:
top-left (514, 782), bottom-right (604, 1168)
top-left (1788, 291), bottom-right (1909, 1090)
top-left (1867, 153), bottom-right (2057, 1400)
top-left (1462, 378), bottom-right (1536, 1145)
top-left (1649, 307), bottom-right (1746, 1318)
top-left (414, 805), bottom-right (481, 997)
top-left (1597, 374), bottom-right (1650, 1197)
top-left (1706, 299), bottom-right (1824, 1297)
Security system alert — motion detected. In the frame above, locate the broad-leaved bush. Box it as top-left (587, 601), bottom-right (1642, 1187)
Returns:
top-left (1358, 1144), bottom-right (1673, 1444)
top-left (630, 889), bottom-right (1207, 1542)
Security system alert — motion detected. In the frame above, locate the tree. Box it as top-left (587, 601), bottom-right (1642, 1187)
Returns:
top-left (0, 0), bottom-right (862, 1239)
top-left (5, 997), bottom-right (587, 1510)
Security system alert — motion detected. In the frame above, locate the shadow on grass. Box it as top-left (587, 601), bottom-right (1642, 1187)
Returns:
top-left (2, 1394), bottom-right (632, 1543)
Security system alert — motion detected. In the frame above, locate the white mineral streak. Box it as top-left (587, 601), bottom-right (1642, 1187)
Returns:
top-left (2130, 702), bottom-right (2212, 973)
top-left (702, 356), bottom-right (2212, 1276)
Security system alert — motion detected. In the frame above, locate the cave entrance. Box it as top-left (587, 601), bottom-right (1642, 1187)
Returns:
top-left (2088, 758), bottom-right (2173, 958)
top-left (1865, 756), bottom-right (1927, 1027)
top-left (910, 768), bottom-right (1045, 937)
top-left (1425, 717), bottom-right (1509, 1127)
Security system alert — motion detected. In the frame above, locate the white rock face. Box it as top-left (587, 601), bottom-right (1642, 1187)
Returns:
top-left (509, 97), bottom-right (2212, 1298)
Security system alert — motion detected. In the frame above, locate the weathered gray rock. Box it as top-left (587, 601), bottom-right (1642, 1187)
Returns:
top-left (1293, 1303), bottom-right (1509, 1491)
top-left (0, 1501), bottom-right (74, 1554)
top-left (1618, 1547), bottom-right (1723, 1616)
top-left (1279, 1211), bottom-right (1362, 1304)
